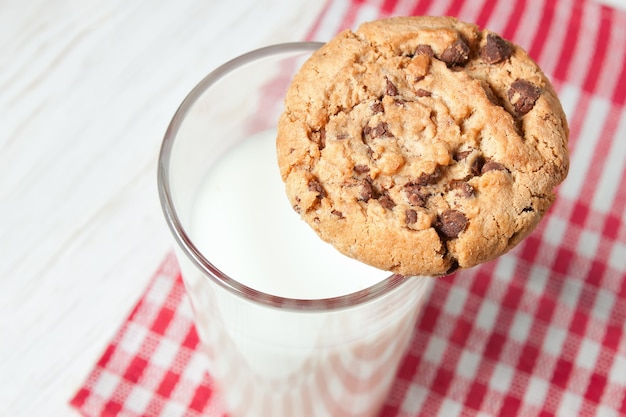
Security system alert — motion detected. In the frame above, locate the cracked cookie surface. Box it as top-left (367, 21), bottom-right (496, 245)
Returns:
top-left (276, 16), bottom-right (569, 277)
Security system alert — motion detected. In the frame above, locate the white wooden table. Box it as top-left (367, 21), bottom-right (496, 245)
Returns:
top-left (1, 0), bottom-right (622, 416)
top-left (0, 1), bottom-right (323, 415)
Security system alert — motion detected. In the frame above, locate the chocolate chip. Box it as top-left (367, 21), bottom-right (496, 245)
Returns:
top-left (481, 161), bottom-right (507, 174)
top-left (451, 181), bottom-right (474, 198)
top-left (371, 102), bottom-right (384, 114)
top-left (363, 122), bottom-right (392, 140)
top-left (372, 122), bottom-right (391, 138)
top-left (470, 156), bottom-right (485, 176)
top-left (404, 184), bottom-right (428, 207)
top-left (385, 78), bottom-right (399, 96)
top-left (435, 210), bottom-right (468, 238)
top-left (416, 89), bottom-right (432, 97)
top-left (331, 209), bottom-right (344, 218)
top-left (379, 192), bottom-right (396, 210)
top-left (308, 179), bottom-right (325, 198)
top-left (416, 166), bottom-right (442, 185)
top-left (454, 150), bottom-right (472, 161)
top-left (507, 80), bottom-right (541, 115)
top-left (481, 33), bottom-right (512, 64)
top-left (415, 44), bottom-right (434, 57)
top-left (353, 164), bottom-right (370, 174)
top-left (405, 209), bottom-right (418, 224)
top-left (522, 206), bottom-right (534, 213)
top-left (440, 39), bottom-right (470, 67)
top-left (359, 179), bottom-right (376, 202)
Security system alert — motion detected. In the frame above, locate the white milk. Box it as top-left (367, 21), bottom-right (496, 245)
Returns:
top-left (179, 129), bottom-right (432, 417)
top-left (189, 129), bottom-right (390, 299)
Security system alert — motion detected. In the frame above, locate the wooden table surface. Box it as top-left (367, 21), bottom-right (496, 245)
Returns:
top-left (0, 0), bottom-right (323, 415)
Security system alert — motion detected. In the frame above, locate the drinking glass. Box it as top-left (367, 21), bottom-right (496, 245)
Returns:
top-left (158, 42), bottom-right (434, 417)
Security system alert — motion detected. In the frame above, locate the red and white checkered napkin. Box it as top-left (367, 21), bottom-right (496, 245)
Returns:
top-left (71, 0), bottom-right (626, 415)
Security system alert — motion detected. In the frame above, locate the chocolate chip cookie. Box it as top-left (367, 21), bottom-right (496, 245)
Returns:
top-left (276, 16), bottom-right (569, 277)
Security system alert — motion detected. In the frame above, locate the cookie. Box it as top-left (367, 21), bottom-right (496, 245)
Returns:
top-left (276, 16), bottom-right (569, 277)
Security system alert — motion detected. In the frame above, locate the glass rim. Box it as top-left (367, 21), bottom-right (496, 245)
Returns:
top-left (157, 42), bottom-right (414, 311)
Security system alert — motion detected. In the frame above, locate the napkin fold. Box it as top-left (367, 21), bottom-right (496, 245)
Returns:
top-left (72, 0), bottom-right (626, 416)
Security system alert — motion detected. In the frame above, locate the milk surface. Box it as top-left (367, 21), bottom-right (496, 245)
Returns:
top-left (180, 129), bottom-right (431, 417)
top-left (189, 129), bottom-right (390, 299)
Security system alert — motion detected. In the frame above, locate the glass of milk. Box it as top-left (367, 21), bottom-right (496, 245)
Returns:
top-left (158, 43), bottom-right (434, 417)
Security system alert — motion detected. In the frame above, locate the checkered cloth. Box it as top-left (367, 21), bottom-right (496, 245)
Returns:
top-left (71, 0), bottom-right (626, 415)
